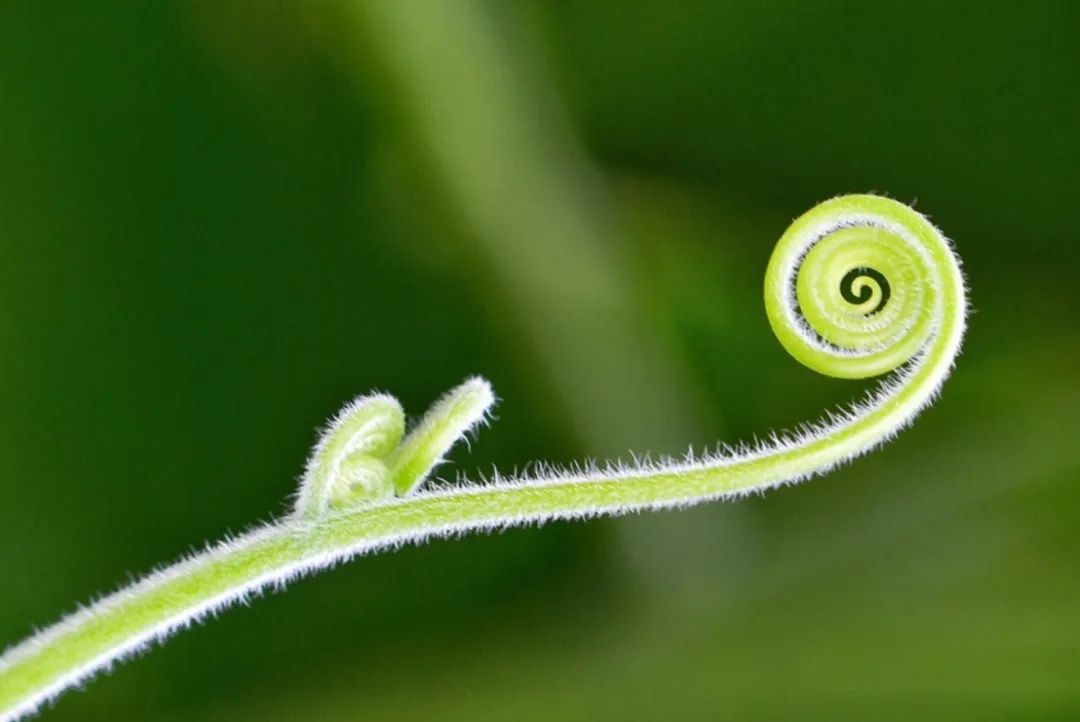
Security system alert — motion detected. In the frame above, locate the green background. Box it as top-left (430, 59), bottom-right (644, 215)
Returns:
top-left (1, 2), bottom-right (1077, 720)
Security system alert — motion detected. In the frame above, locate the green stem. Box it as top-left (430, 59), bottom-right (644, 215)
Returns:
top-left (0, 194), bottom-right (966, 721)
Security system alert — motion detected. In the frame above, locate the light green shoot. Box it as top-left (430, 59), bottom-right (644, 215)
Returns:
top-left (0, 194), bottom-right (967, 722)
top-left (387, 377), bottom-right (495, 496)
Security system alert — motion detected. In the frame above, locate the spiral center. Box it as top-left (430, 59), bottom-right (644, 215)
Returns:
top-left (840, 267), bottom-right (890, 315)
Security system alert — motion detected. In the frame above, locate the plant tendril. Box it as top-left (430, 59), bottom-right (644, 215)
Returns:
top-left (839, 267), bottom-right (890, 314)
top-left (0, 194), bottom-right (967, 722)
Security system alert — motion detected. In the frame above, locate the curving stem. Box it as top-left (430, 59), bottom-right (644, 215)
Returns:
top-left (0, 194), bottom-right (967, 722)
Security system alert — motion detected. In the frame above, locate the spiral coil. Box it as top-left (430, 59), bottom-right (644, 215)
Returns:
top-left (764, 195), bottom-right (960, 380)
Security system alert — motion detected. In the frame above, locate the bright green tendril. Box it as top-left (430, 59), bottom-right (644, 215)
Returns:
top-left (0, 194), bottom-right (967, 722)
top-left (765, 195), bottom-right (953, 379)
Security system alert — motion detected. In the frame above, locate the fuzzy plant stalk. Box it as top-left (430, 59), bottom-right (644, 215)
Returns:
top-left (0, 194), bottom-right (967, 721)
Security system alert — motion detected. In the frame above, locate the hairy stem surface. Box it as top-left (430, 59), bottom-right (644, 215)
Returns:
top-left (0, 194), bottom-right (966, 721)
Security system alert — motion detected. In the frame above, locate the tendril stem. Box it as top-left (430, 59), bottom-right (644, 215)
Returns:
top-left (0, 194), bottom-right (967, 722)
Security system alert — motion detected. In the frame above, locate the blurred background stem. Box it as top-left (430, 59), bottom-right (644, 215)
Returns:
top-left (342, 0), bottom-right (709, 454)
